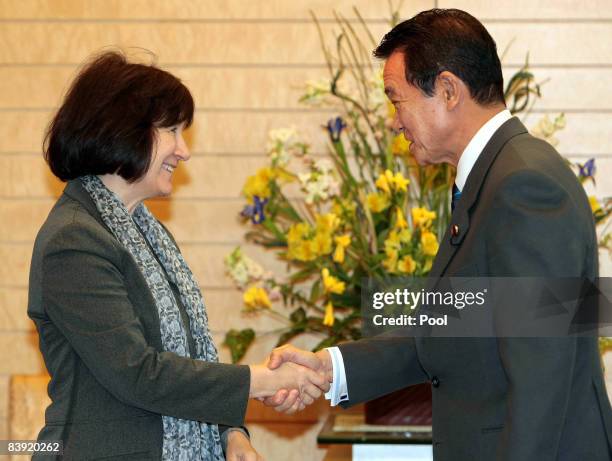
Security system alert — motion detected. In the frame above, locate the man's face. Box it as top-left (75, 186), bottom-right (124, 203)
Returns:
top-left (383, 51), bottom-right (453, 166)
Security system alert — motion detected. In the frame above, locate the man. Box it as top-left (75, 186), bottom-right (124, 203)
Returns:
top-left (263, 8), bottom-right (612, 461)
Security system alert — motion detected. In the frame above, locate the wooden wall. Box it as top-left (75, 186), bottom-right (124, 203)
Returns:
top-left (0, 1), bottom-right (610, 459)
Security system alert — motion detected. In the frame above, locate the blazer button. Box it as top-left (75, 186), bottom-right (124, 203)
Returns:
top-left (451, 225), bottom-right (459, 237)
top-left (431, 376), bottom-right (440, 388)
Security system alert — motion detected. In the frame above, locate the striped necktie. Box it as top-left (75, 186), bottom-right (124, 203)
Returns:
top-left (451, 183), bottom-right (462, 212)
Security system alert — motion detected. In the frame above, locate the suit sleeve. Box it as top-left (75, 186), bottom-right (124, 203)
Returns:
top-left (338, 333), bottom-right (428, 406)
top-left (484, 170), bottom-right (590, 461)
top-left (41, 221), bottom-right (250, 426)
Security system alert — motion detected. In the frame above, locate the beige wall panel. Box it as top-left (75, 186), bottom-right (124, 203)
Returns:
top-left (0, 66), bottom-right (76, 109)
top-left (520, 112), bottom-right (612, 157)
top-left (180, 242), bottom-right (293, 289)
top-left (0, 111), bottom-right (47, 153)
top-left (439, 0), bottom-right (612, 19)
top-left (0, 156), bottom-right (63, 198)
top-left (0, 198), bottom-right (248, 242)
top-left (0, 0), bottom-right (432, 20)
top-left (485, 23), bottom-right (612, 66)
top-left (6, 66), bottom-right (612, 111)
top-left (0, 65), bottom-right (330, 110)
top-left (0, 154), bottom-right (310, 199)
top-left (2, 22), bottom-right (611, 66)
top-left (0, 332), bottom-right (45, 374)
top-left (4, 110), bottom-right (611, 156)
top-left (0, 23), bottom-right (389, 65)
top-left (4, 151), bottom-right (612, 200)
top-left (0, 285), bottom-right (289, 336)
top-left (0, 289), bottom-right (31, 332)
top-left (601, 250), bottom-right (612, 277)
top-left (501, 68), bottom-right (612, 111)
top-left (0, 243), bottom-right (33, 287)
top-left (1, 240), bottom-right (290, 289)
top-left (0, 155), bottom-right (262, 199)
top-left (0, 375), bottom-right (9, 439)
top-left (245, 421), bottom-right (327, 461)
top-left (0, 200), bottom-right (53, 242)
top-left (204, 289), bottom-right (289, 334)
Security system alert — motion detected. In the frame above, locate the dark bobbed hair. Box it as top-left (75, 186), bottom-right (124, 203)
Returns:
top-left (44, 50), bottom-right (194, 182)
top-left (374, 8), bottom-right (505, 106)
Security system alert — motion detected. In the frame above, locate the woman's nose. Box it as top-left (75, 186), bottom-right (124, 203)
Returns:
top-left (175, 134), bottom-right (191, 161)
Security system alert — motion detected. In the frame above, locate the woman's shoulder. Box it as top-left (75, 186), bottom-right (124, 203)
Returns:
top-left (33, 194), bottom-right (121, 261)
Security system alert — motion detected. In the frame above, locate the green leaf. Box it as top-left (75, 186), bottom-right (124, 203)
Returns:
top-left (289, 307), bottom-right (307, 324)
top-left (223, 328), bottom-right (256, 364)
top-left (276, 327), bottom-right (305, 347)
top-left (309, 279), bottom-right (322, 303)
top-left (313, 336), bottom-right (339, 351)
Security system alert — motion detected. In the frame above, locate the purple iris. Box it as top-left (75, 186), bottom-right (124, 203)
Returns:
top-left (241, 196), bottom-right (268, 224)
top-left (578, 158), bottom-right (596, 180)
top-left (326, 117), bottom-right (346, 142)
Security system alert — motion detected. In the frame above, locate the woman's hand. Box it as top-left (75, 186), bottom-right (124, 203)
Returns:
top-left (248, 361), bottom-right (329, 403)
top-left (225, 431), bottom-right (263, 461)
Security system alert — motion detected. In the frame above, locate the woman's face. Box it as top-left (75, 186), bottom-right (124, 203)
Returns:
top-left (136, 124), bottom-right (190, 200)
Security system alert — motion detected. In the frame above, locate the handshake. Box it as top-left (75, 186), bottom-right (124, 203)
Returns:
top-left (248, 345), bottom-right (333, 414)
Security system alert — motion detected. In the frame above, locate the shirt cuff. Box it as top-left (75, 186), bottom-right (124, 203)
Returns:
top-left (324, 346), bottom-right (349, 406)
top-left (220, 426), bottom-right (250, 455)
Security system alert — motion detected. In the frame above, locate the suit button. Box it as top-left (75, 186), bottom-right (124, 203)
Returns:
top-left (431, 376), bottom-right (440, 388)
top-left (451, 224), bottom-right (459, 237)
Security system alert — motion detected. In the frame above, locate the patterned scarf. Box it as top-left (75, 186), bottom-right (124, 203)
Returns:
top-left (80, 175), bottom-right (224, 461)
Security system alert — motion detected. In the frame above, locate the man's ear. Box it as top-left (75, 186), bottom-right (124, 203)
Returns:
top-left (436, 71), bottom-right (462, 110)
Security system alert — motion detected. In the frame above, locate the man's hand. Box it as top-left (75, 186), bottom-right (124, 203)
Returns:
top-left (225, 430), bottom-right (263, 461)
top-left (248, 352), bottom-right (329, 406)
top-left (261, 345), bottom-right (333, 414)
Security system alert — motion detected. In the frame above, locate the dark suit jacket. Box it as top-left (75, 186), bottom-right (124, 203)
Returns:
top-left (339, 118), bottom-right (612, 460)
top-left (28, 180), bottom-right (251, 460)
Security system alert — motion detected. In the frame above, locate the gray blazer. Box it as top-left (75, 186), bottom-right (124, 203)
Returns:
top-left (28, 180), bottom-right (250, 460)
top-left (339, 118), bottom-right (612, 460)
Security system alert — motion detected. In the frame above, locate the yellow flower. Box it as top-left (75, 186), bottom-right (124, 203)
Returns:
top-left (333, 234), bottom-right (351, 263)
top-left (589, 196), bottom-right (602, 213)
top-left (316, 213), bottom-right (340, 234)
top-left (398, 229), bottom-right (412, 243)
top-left (243, 286), bottom-right (271, 310)
top-left (286, 222), bottom-right (318, 261)
top-left (421, 231), bottom-right (439, 256)
top-left (367, 192), bottom-right (390, 213)
top-left (323, 301), bottom-right (335, 326)
top-left (394, 207), bottom-right (408, 229)
top-left (375, 170), bottom-right (393, 195)
top-left (397, 255), bottom-right (417, 274)
top-left (312, 231), bottom-right (333, 256)
top-left (322, 268), bottom-right (345, 294)
top-left (242, 167), bottom-right (273, 202)
top-left (391, 172), bottom-right (409, 192)
top-left (391, 134), bottom-right (411, 156)
top-left (411, 207), bottom-right (436, 228)
top-left (382, 248), bottom-right (398, 273)
top-left (332, 199), bottom-right (356, 218)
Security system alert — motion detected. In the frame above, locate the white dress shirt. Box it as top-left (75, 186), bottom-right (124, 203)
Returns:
top-left (324, 109), bottom-right (513, 406)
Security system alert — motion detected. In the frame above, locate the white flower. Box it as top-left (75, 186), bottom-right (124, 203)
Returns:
top-left (224, 247), bottom-right (265, 288)
top-left (531, 113), bottom-right (565, 147)
top-left (300, 79), bottom-right (331, 106)
top-left (314, 158), bottom-right (334, 173)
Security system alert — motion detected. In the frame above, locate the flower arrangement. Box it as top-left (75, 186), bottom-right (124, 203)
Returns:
top-left (223, 9), bottom-right (611, 362)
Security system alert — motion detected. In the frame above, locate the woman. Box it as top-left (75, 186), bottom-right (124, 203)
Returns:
top-left (27, 51), bottom-right (327, 460)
